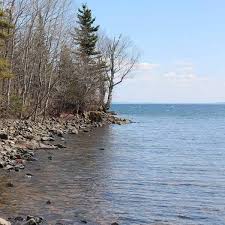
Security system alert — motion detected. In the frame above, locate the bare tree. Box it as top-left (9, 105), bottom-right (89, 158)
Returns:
top-left (100, 34), bottom-right (139, 109)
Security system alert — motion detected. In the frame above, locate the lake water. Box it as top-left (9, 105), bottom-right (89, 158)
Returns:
top-left (1, 104), bottom-right (225, 225)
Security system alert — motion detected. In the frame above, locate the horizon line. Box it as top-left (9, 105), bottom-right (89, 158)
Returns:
top-left (112, 102), bottom-right (225, 105)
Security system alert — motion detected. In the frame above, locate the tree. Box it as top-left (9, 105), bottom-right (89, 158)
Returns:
top-left (72, 4), bottom-right (106, 112)
top-left (100, 34), bottom-right (139, 109)
top-left (74, 4), bottom-right (99, 57)
top-left (0, 8), bottom-right (13, 78)
top-left (0, 5), bottom-right (14, 111)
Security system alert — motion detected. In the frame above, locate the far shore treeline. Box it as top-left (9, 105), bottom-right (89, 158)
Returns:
top-left (0, 0), bottom-right (138, 121)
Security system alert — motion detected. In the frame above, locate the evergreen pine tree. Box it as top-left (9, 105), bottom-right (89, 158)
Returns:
top-left (74, 4), bottom-right (100, 57)
top-left (72, 4), bottom-right (107, 111)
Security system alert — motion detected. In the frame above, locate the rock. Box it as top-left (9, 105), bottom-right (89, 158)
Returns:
top-left (54, 144), bottom-right (66, 149)
top-left (23, 134), bottom-right (35, 140)
top-left (68, 128), bottom-right (78, 135)
top-left (0, 218), bottom-right (11, 225)
top-left (109, 111), bottom-right (117, 115)
top-left (88, 111), bottom-right (103, 122)
top-left (24, 218), bottom-right (37, 225)
top-left (14, 216), bottom-right (24, 222)
top-left (111, 223), bottom-right (119, 225)
top-left (83, 129), bottom-right (90, 133)
top-left (14, 167), bottom-right (20, 172)
top-left (15, 164), bottom-right (25, 170)
top-left (15, 140), bottom-right (39, 150)
top-left (0, 133), bottom-right (8, 140)
top-left (6, 182), bottom-right (14, 187)
top-left (39, 143), bottom-right (56, 149)
top-left (48, 156), bottom-right (53, 160)
top-left (99, 148), bottom-right (105, 151)
top-left (41, 136), bottom-right (55, 142)
top-left (46, 200), bottom-right (51, 205)
top-left (0, 160), bottom-right (6, 168)
top-left (27, 127), bottom-right (33, 133)
top-left (26, 216), bottom-right (43, 224)
top-left (57, 131), bottom-right (64, 137)
top-left (4, 165), bottom-right (14, 170)
top-left (26, 173), bottom-right (33, 178)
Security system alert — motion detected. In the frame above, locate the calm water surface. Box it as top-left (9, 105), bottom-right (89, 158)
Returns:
top-left (1, 104), bottom-right (225, 225)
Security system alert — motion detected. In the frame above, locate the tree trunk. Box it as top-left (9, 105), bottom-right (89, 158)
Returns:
top-left (105, 86), bottom-right (113, 110)
top-left (6, 78), bottom-right (11, 109)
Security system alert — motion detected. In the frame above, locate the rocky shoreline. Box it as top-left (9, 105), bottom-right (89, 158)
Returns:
top-left (1, 216), bottom-right (120, 225)
top-left (0, 111), bottom-right (130, 172)
top-left (0, 111), bottom-right (129, 225)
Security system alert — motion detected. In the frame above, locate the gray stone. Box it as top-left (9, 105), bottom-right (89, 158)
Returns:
top-left (0, 218), bottom-right (11, 225)
top-left (41, 136), bottom-right (55, 141)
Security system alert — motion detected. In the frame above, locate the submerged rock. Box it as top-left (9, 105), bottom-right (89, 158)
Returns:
top-left (26, 216), bottom-right (43, 224)
top-left (54, 144), bottom-right (66, 149)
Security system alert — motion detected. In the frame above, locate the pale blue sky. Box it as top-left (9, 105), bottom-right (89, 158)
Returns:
top-left (74, 0), bottom-right (225, 103)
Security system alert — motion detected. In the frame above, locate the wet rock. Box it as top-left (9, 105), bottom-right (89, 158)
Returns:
top-left (41, 136), bottom-right (55, 142)
top-left (14, 167), bottom-right (20, 172)
top-left (0, 133), bottom-right (8, 140)
top-left (39, 143), bottom-right (56, 149)
top-left (99, 148), bottom-right (105, 151)
top-left (4, 165), bottom-right (14, 170)
top-left (48, 156), bottom-right (53, 160)
top-left (46, 200), bottom-right (51, 205)
top-left (0, 218), bottom-right (11, 225)
top-left (108, 111), bottom-right (117, 115)
top-left (111, 223), bottom-right (119, 225)
top-left (0, 160), bottom-right (6, 168)
top-left (68, 127), bottom-right (78, 135)
top-left (83, 129), bottom-right (90, 133)
top-left (26, 216), bottom-right (43, 224)
top-left (24, 218), bottom-right (37, 225)
top-left (26, 173), bottom-right (33, 178)
top-left (57, 131), bottom-right (64, 137)
top-left (15, 164), bottom-right (25, 170)
top-left (14, 216), bottom-right (24, 222)
top-left (6, 182), bottom-right (14, 187)
top-left (55, 144), bottom-right (66, 149)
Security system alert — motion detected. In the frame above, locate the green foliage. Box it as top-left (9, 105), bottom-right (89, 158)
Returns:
top-left (10, 95), bottom-right (24, 115)
top-left (0, 10), bottom-right (13, 40)
top-left (0, 58), bottom-right (13, 78)
top-left (0, 8), bottom-right (13, 79)
top-left (75, 4), bottom-right (100, 56)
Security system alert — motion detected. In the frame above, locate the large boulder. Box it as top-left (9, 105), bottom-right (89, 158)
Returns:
top-left (88, 111), bottom-right (103, 123)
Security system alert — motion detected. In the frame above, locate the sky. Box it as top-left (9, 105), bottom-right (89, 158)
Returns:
top-left (74, 0), bottom-right (225, 103)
